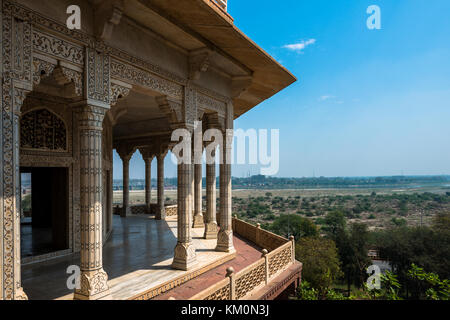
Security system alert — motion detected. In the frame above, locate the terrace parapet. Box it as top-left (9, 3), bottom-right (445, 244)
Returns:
top-left (190, 217), bottom-right (302, 300)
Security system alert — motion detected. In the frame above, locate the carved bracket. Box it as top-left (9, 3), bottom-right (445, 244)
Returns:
top-left (94, 0), bottom-right (124, 41)
top-left (231, 76), bottom-right (253, 99)
top-left (189, 50), bottom-right (211, 81)
top-left (156, 95), bottom-right (183, 129)
top-left (110, 82), bottom-right (131, 106)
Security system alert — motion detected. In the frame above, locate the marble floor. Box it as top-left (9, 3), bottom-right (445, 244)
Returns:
top-left (21, 214), bottom-right (240, 300)
top-left (21, 224), bottom-right (54, 258)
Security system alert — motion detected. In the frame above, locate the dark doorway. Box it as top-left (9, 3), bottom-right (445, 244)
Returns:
top-left (20, 167), bottom-right (69, 258)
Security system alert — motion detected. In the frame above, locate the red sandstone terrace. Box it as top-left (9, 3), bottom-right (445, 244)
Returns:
top-left (0, 0), bottom-right (298, 300)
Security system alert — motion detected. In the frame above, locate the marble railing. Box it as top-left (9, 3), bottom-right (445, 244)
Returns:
top-left (189, 217), bottom-right (296, 300)
top-left (211, 0), bottom-right (227, 11)
top-left (165, 205), bottom-right (178, 217)
top-left (113, 204), bottom-right (178, 216)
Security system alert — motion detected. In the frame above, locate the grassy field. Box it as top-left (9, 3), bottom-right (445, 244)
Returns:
top-left (114, 186), bottom-right (450, 230)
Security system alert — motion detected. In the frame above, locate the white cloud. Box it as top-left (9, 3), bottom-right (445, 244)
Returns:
top-left (318, 95), bottom-right (344, 104)
top-left (283, 39), bottom-right (316, 53)
top-left (318, 95), bottom-right (335, 101)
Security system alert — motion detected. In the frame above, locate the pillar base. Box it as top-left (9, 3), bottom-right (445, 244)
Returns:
top-left (155, 206), bottom-right (166, 220)
top-left (74, 268), bottom-right (112, 300)
top-left (14, 287), bottom-right (29, 300)
top-left (172, 242), bottom-right (197, 271)
top-left (216, 230), bottom-right (235, 253)
top-left (121, 206), bottom-right (132, 218)
top-left (192, 214), bottom-right (205, 228)
top-left (204, 222), bottom-right (218, 239)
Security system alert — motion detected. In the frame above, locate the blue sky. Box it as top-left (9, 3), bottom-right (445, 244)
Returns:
top-left (114, 0), bottom-right (450, 179)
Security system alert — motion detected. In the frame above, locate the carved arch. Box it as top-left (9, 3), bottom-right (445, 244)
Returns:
top-left (32, 58), bottom-right (83, 98)
top-left (20, 108), bottom-right (68, 151)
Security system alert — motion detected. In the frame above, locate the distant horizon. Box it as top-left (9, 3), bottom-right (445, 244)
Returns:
top-left (112, 174), bottom-right (450, 182)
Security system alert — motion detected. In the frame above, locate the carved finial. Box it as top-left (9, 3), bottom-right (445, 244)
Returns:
top-left (261, 249), bottom-right (268, 257)
top-left (289, 235), bottom-right (295, 242)
top-left (226, 267), bottom-right (235, 277)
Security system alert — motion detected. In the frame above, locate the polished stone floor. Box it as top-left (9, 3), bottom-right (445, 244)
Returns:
top-left (21, 214), bottom-right (241, 300)
top-left (21, 224), bottom-right (54, 258)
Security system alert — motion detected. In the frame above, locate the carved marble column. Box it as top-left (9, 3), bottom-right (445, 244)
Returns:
top-left (216, 104), bottom-right (235, 253)
top-left (121, 155), bottom-right (132, 217)
top-left (172, 84), bottom-right (198, 270)
top-left (0, 12), bottom-right (31, 300)
top-left (139, 147), bottom-right (155, 215)
top-left (172, 160), bottom-right (197, 270)
top-left (156, 152), bottom-right (167, 220)
top-left (192, 163), bottom-right (204, 228)
top-left (74, 105), bottom-right (111, 300)
top-left (0, 106), bottom-right (29, 300)
top-left (204, 152), bottom-right (218, 239)
top-left (117, 145), bottom-right (135, 218)
top-left (144, 157), bottom-right (153, 214)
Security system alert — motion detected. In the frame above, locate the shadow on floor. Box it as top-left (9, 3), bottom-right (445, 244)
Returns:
top-left (22, 215), bottom-right (177, 300)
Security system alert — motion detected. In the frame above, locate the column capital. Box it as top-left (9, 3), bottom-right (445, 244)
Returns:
top-left (73, 104), bottom-right (107, 130)
top-left (157, 149), bottom-right (169, 160)
top-left (116, 142), bottom-right (136, 162)
top-left (139, 147), bottom-right (156, 162)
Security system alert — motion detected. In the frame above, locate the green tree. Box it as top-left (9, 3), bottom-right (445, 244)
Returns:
top-left (21, 194), bottom-right (31, 213)
top-left (432, 212), bottom-right (450, 234)
top-left (408, 264), bottom-right (450, 300)
top-left (295, 237), bottom-right (343, 298)
top-left (374, 225), bottom-right (450, 298)
top-left (322, 210), bottom-right (346, 238)
top-left (269, 214), bottom-right (318, 240)
top-left (364, 271), bottom-right (402, 300)
top-left (333, 223), bottom-right (371, 293)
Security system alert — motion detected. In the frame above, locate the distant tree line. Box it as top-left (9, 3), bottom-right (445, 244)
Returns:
top-left (232, 175), bottom-right (450, 190)
top-left (112, 175), bottom-right (450, 191)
